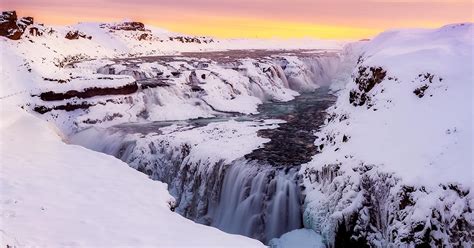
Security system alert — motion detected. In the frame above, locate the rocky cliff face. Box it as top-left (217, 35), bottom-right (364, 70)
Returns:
top-left (65, 30), bottom-right (92, 40)
top-left (303, 163), bottom-right (472, 247)
top-left (0, 11), bottom-right (34, 40)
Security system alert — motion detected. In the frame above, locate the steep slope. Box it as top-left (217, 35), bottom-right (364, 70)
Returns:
top-left (0, 106), bottom-right (264, 247)
top-left (302, 23), bottom-right (473, 247)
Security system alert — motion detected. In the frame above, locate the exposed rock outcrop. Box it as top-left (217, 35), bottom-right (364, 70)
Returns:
top-left (38, 82), bottom-right (138, 101)
top-left (65, 30), bottom-right (92, 40)
top-left (0, 11), bottom-right (34, 40)
top-left (34, 102), bottom-right (95, 114)
top-left (29, 26), bottom-right (43, 36)
top-left (349, 66), bottom-right (386, 107)
top-left (169, 36), bottom-right (214, 44)
top-left (102, 21), bottom-right (146, 31)
top-left (138, 33), bottom-right (150, 41)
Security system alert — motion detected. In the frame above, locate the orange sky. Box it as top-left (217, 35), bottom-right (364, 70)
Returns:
top-left (2, 0), bottom-right (473, 39)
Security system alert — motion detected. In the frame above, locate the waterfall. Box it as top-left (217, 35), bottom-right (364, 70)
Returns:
top-left (211, 159), bottom-right (303, 243)
top-left (301, 56), bottom-right (340, 86)
top-left (70, 128), bottom-right (305, 244)
top-left (276, 55), bottom-right (341, 92)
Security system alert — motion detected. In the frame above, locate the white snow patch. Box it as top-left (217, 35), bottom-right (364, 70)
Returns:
top-left (269, 229), bottom-right (324, 248)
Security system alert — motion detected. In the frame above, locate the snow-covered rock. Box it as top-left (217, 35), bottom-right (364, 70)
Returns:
top-left (302, 23), bottom-right (473, 247)
top-left (0, 11), bottom-right (33, 40)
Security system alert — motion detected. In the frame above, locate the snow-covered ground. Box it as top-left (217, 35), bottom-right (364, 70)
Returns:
top-left (302, 23), bottom-right (473, 247)
top-left (71, 119), bottom-right (285, 166)
top-left (269, 229), bottom-right (324, 248)
top-left (0, 106), bottom-right (264, 247)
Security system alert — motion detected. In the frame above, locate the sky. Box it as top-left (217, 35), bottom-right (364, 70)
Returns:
top-left (2, 0), bottom-right (473, 39)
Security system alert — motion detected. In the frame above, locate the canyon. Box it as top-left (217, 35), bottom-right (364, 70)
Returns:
top-left (1, 11), bottom-right (472, 247)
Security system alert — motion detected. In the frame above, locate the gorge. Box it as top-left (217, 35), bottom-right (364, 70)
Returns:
top-left (1, 13), bottom-right (472, 247)
top-left (68, 51), bottom-right (340, 243)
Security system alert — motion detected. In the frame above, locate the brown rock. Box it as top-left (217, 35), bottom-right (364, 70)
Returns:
top-left (65, 30), bottom-right (92, 40)
top-left (109, 21), bottom-right (146, 31)
top-left (0, 11), bottom-right (33, 40)
top-left (29, 27), bottom-right (43, 36)
top-left (138, 33), bottom-right (149, 41)
top-left (38, 82), bottom-right (139, 101)
top-left (17, 16), bottom-right (33, 29)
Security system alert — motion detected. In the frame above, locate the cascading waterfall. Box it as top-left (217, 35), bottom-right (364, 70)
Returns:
top-left (277, 55), bottom-right (340, 91)
top-left (71, 127), bottom-right (305, 243)
top-left (211, 159), bottom-right (303, 242)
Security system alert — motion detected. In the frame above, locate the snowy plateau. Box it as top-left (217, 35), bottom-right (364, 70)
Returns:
top-left (0, 10), bottom-right (473, 248)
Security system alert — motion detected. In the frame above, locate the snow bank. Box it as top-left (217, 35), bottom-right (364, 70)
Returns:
top-left (0, 105), bottom-right (264, 247)
top-left (302, 23), bottom-right (473, 247)
top-left (269, 229), bottom-right (324, 248)
top-left (312, 23), bottom-right (473, 185)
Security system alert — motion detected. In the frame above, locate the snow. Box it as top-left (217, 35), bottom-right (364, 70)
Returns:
top-left (37, 74), bottom-right (136, 93)
top-left (0, 20), bottom-right (342, 105)
top-left (33, 54), bottom-right (339, 135)
top-left (0, 105), bottom-right (264, 247)
top-left (159, 120), bottom-right (283, 163)
top-left (71, 119), bottom-right (285, 165)
top-left (269, 229), bottom-right (324, 248)
top-left (301, 23), bottom-right (473, 247)
top-left (69, 118), bottom-right (304, 243)
top-left (308, 23), bottom-right (473, 186)
top-left (1, 19), bottom-right (341, 134)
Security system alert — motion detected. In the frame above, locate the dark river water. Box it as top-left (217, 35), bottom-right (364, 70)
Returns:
top-left (104, 50), bottom-right (338, 164)
top-left (113, 87), bottom-right (335, 167)
top-left (246, 87), bottom-right (336, 166)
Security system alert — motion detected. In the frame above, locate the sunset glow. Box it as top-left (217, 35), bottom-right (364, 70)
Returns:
top-left (2, 0), bottom-right (473, 39)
